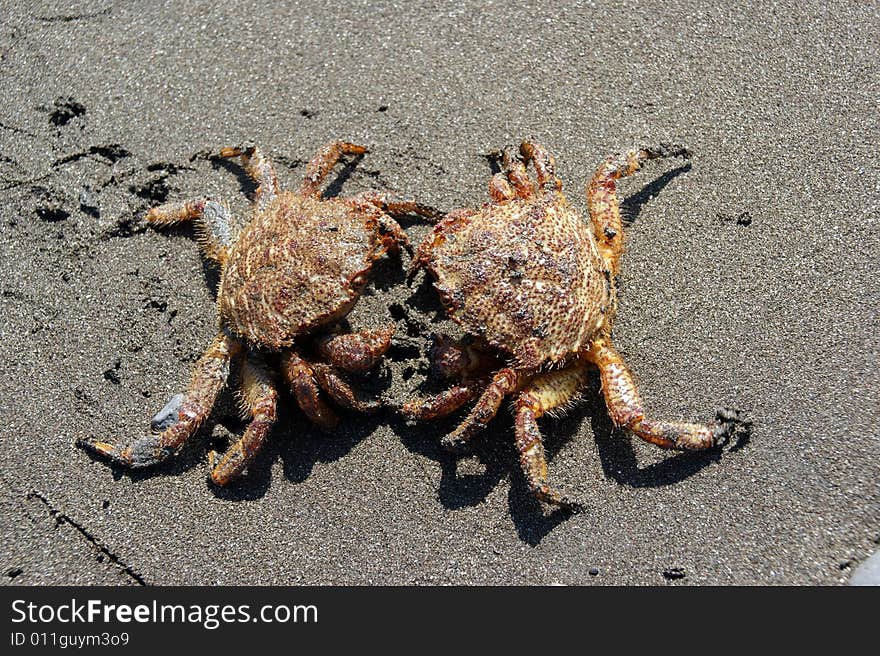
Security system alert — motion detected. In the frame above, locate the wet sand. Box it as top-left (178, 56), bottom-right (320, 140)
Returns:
top-left (0, 0), bottom-right (877, 584)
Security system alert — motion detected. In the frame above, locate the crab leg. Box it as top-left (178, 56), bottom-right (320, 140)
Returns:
top-left (219, 144), bottom-right (280, 211)
top-left (400, 382), bottom-right (485, 420)
top-left (317, 326), bottom-right (394, 375)
top-left (311, 364), bottom-right (381, 413)
top-left (351, 191), bottom-right (441, 254)
top-left (500, 146), bottom-right (535, 199)
top-left (78, 333), bottom-right (239, 469)
top-left (519, 140), bottom-right (562, 191)
top-left (441, 367), bottom-right (521, 450)
top-left (408, 208), bottom-right (475, 277)
top-left (586, 339), bottom-right (728, 450)
top-left (281, 351), bottom-right (339, 431)
top-left (146, 198), bottom-right (237, 264)
top-left (356, 190), bottom-right (443, 223)
top-left (376, 217), bottom-right (414, 257)
top-left (399, 335), bottom-right (496, 419)
top-left (209, 352), bottom-right (278, 485)
top-left (488, 173), bottom-right (515, 203)
top-left (298, 141), bottom-right (367, 198)
top-left (514, 366), bottom-right (589, 512)
top-left (587, 144), bottom-right (691, 276)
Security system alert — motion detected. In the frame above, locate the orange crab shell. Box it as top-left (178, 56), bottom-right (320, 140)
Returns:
top-left (414, 191), bottom-right (614, 369)
top-left (219, 191), bottom-right (400, 349)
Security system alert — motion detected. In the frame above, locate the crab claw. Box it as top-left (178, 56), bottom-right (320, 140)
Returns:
top-left (76, 393), bottom-right (189, 469)
top-left (76, 435), bottom-right (175, 469)
top-left (712, 407), bottom-right (752, 448)
top-left (644, 143), bottom-right (693, 160)
top-left (218, 143), bottom-right (257, 159)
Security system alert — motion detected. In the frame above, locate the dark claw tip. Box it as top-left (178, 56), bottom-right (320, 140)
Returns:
top-left (651, 143), bottom-right (693, 160)
top-left (75, 437), bottom-right (124, 463)
top-left (75, 436), bottom-right (97, 450)
top-left (713, 407), bottom-right (752, 448)
top-left (76, 436), bottom-right (112, 452)
top-left (716, 407), bottom-right (742, 424)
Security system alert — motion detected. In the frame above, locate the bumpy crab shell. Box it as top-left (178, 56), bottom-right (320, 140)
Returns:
top-left (220, 191), bottom-right (407, 349)
top-left (404, 139), bottom-right (743, 513)
top-left (412, 185), bottom-right (613, 369)
top-left (79, 141), bottom-right (438, 485)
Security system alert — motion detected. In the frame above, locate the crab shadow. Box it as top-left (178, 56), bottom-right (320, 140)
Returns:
top-left (212, 362), bottom-right (391, 500)
top-left (199, 406), bottom-right (384, 504)
top-left (179, 397), bottom-right (382, 503)
top-left (388, 394), bottom-right (584, 546)
top-left (388, 413), bottom-right (505, 511)
top-left (582, 382), bottom-right (749, 489)
top-left (620, 163), bottom-right (691, 223)
top-left (148, 220), bottom-right (223, 296)
top-left (392, 373), bottom-right (748, 546)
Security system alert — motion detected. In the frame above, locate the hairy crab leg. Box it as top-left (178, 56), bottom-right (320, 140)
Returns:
top-left (586, 338), bottom-right (732, 450)
top-left (350, 191), bottom-right (442, 255)
top-left (219, 144), bottom-right (280, 211)
top-left (209, 352), bottom-right (278, 485)
top-left (146, 198), bottom-right (237, 264)
top-left (280, 351), bottom-right (339, 431)
top-left (78, 333), bottom-right (240, 469)
top-left (519, 140), bottom-right (563, 191)
top-left (488, 173), bottom-right (515, 203)
top-left (311, 364), bottom-right (382, 413)
top-left (400, 381), bottom-right (485, 420)
top-left (399, 333), bottom-right (497, 419)
top-left (514, 366), bottom-right (589, 513)
top-left (298, 141), bottom-right (367, 198)
top-left (358, 191), bottom-right (443, 223)
top-left (587, 143), bottom-right (691, 276)
top-left (377, 216), bottom-right (412, 256)
top-left (441, 367), bottom-right (521, 451)
top-left (500, 146), bottom-right (535, 199)
top-left (316, 326), bottom-right (394, 375)
top-left (407, 208), bottom-right (475, 277)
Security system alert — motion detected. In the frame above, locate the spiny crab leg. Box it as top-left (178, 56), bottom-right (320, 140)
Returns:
top-left (514, 366), bottom-right (591, 513)
top-left (585, 338), bottom-right (735, 450)
top-left (146, 198), bottom-right (237, 265)
top-left (488, 173), bottom-right (516, 202)
top-left (317, 326), bottom-right (395, 375)
top-left (219, 143), bottom-right (280, 211)
top-left (587, 143), bottom-right (691, 276)
top-left (298, 141), bottom-right (367, 198)
top-left (78, 333), bottom-right (239, 469)
top-left (399, 334), bottom-right (497, 421)
top-left (519, 140), bottom-right (562, 191)
top-left (440, 368), bottom-right (520, 451)
top-left (208, 352), bottom-right (278, 485)
top-left (500, 146), bottom-right (535, 198)
top-left (280, 351), bottom-right (340, 431)
top-left (311, 364), bottom-right (382, 413)
top-left (400, 383), bottom-right (484, 421)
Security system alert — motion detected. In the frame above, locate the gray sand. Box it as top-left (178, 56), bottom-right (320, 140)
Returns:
top-left (0, 0), bottom-right (877, 585)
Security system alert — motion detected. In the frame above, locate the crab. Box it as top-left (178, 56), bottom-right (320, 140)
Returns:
top-left (403, 139), bottom-right (738, 512)
top-left (79, 141), bottom-right (437, 484)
